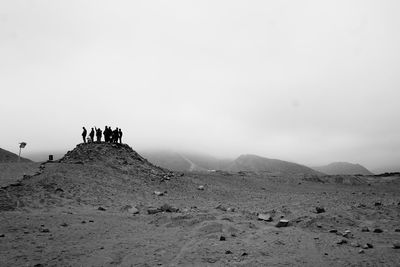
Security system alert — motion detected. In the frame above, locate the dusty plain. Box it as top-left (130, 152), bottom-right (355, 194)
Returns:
top-left (1, 143), bottom-right (399, 266)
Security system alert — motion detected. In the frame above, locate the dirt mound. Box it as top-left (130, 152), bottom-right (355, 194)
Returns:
top-left (0, 143), bottom-right (173, 211)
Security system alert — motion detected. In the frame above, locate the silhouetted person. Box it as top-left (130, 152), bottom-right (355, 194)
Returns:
top-left (103, 126), bottom-right (109, 142)
top-left (112, 128), bottom-right (119, 143)
top-left (107, 126), bottom-right (112, 142)
top-left (89, 128), bottom-right (95, 143)
top-left (95, 127), bottom-right (102, 142)
top-left (118, 129), bottom-right (122, 143)
top-left (82, 127), bottom-right (87, 143)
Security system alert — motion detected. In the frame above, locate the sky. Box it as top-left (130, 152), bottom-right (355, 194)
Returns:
top-left (1, 0), bottom-right (399, 171)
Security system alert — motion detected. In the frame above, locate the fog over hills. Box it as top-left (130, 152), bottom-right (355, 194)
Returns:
top-left (227, 154), bottom-right (321, 176)
top-left (141, 150), bottom-right (322, 176)
top-left (312, 162), bottom-right (374, 175)
top-left (140, 150), bottom-right (231, 172)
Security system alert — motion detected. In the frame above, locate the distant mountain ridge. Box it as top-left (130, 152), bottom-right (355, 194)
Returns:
top-left (226, 154), bottom-right (321, 176)
top-left (312, 162), bottom-right (373, 175)
top-left (0, 148), bottom-right (32, 163)
top-left (142, 150), bottom-right (321, 176)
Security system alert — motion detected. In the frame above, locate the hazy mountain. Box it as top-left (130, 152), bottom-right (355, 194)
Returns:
top-left (312, 162), bottom-right (374, 175)
top-left (0, 148), bottom-right (32, 163)
top-left (140, 150), bottom-right (232, 172)
top-left (226, 154), bottom-right (321, 176)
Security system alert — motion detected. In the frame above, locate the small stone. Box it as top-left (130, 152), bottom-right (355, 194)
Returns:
top-left (225, 250), bottom-right (233, 254)
top-left (219, 236), bottom-right (226, 241)
top-left (275, 219), bottom-right (289, 228)
top-left (89, 220), bottom-right (94, 223)
top-left (395, 229), bottom-right (400, 232)
top-left (367, 243), bottom-right (373, 248)
top-left (81, 220), bottom-right (86, 224)
top-left (128, 207), bottom-right (139, 214)
top-left (154, 191), bottom-right (164, 196)
top-left (316, 207), bottom-right (325, 213)
top-left (215, 204), bottom-right (227, 211)
top-left (373, 228), bottom-right (383, 233)
top-left (60, 223), bottom-right (68, 227)
top-left (337, 239), bottom-right (347, 245)
top-left (197, 185), bottom-right (205, 190)
top-left (98, 207), bottom-right (106, 211)
top-left (258, 213), bottom-right (273, 222)
top-left (0, 234), bottom-right (5, 237)
top-left (160, 204), bottom-right (179, 213)
top-left (329, 229), bottom-right (338, 233)
top-left (316, 223), bottom-right (323, 228)
top-left (358, 249), bottom-right (365, 254)
top-left (374, 202), bottom-right (382, 206)
top-left (393, 242), bottom-right (400, 249)
top-left (227, 207), bottom-right (235, 212)
top-left (241, 252), bottom-right (248, 257)
top-left (361, 244), bottom-right (369, 249)
top-left (350, 242), bottom-right (360, 247)
top-left (40, 228), bottom-right (50, 233)
top-left (361, 227), bottom-right (370, 232)
top-left (147, 207), bottom-right (161, 214)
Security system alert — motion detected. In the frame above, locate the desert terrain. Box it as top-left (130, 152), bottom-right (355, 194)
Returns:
top-left (1, 143), bottom-right (400, 266)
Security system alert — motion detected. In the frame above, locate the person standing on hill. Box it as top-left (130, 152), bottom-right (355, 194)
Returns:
top-left (103, 126), bottom-right (109, 142)
top-left (95, 127), bottom-right (102, 142)
top-left (89, 128), bottom-right (95, 143)
top-left (113, 128), bottom-right (119, 143)
top-left (82, 127), bottom-right (87, 143)
top-left (118, 128), bottom-right (123, 143)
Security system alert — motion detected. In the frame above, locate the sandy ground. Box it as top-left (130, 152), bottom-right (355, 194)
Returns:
top-left (0, 162), bottom-right (41, 187)
top-left (1, 147), bottom-right (399, 266)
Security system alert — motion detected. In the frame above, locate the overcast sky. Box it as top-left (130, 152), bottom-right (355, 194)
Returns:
top-left (1, 0), bottom-right (399, 170)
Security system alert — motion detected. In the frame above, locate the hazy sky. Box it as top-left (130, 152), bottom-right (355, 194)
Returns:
top-left (1, 0), bottom-right (399, 170)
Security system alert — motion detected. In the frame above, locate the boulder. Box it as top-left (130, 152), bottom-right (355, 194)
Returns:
top-left (128, 207), bottom-right (139, 214)
top-left (361, 226), bottom-right (370, 232)
top-left (154, 191), bottom-right (164, 196)
top-left (215, 204), bottom-right (227, 211)
top-left (160, 204), bottom-right (179, 213)
top-left (258, 213), bottom-right (273, 222)
top-left (315, 207), bottom-right (325, 213)
top-left (147, 207), bottom-right (161, 214)
top-left (275, 219), bottom-right (289, 228)
top-left (336, 239), bottom-right (347, 245)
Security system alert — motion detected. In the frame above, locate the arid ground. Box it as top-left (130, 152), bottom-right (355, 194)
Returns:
top-left (1, 143), bottom-right (399, 266)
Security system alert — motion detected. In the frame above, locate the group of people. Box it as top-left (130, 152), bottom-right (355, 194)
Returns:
top-left (81, 126), bottom-right (123, 144)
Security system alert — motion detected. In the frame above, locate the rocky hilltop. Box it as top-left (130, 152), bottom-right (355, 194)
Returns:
top-left (0, 143), bottom-right (172, 211)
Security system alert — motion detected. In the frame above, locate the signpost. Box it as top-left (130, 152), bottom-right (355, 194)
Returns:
top-left (18, 142), bottom-right (27, 162)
